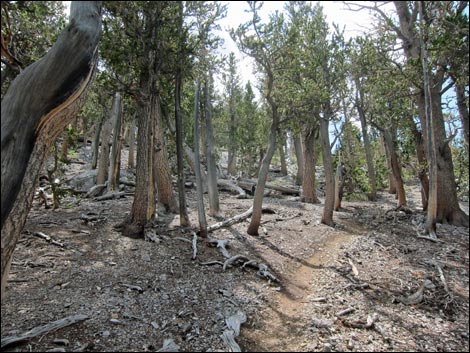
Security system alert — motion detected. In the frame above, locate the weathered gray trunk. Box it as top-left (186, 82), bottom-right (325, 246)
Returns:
top-left (107, 92), bottom-right (123, 192)
top-left (455, 83), bottom-right (469, 158)
top-left (293, 134), bottom-right (303, 186)
top-left (279, 138), bottom-right (288, 176)
top-left (194, 81), bottom-right (207, 237)
top-left (227, 109), bottom-right (237, 175)
top-left (91, 119), bottom-right (103, 169)
top-left (320, 116), bottom-right (335, 226)
top-left (96, 108), bottom-right (113, 185)
top-left (356, 98), bottom-right (377, 201)
top-left (204, 78), bottom-right (221, 218)
top-left (247, 72), bottom-right (279, 236)
top-left (247, 118), bottom-right (278, 235)
top-left (174, 4), bottom-right (190, 227)
top-left (334, 161), bottom-right (344, 211)
top-left (1, 1), bottom-right (102, 298)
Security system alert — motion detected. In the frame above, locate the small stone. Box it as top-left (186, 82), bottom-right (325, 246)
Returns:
top-left (323, 343), bottom-right (332, 352)
top-left (110, 319), bottom-right (121, 325)
top-left (102, 330), bottom-right (110, 338)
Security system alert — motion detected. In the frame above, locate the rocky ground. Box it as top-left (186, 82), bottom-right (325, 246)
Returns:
top-left (1, 145), bottom-right (469, 352)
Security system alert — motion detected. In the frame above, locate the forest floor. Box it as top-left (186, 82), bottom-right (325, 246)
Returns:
top-left (1, 144), bottom-right (469, 352)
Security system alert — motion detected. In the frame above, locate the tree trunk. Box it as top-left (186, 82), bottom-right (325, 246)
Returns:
top-left (107, 92), bottom-right (122, 192)
top-left (227, 108), bottom-right (237, 176)
top-left (129, 96), bottom-right (155, 230)
top-left (381, 134), bottom-right (396, 194)
top-left (194, 80), bottom-right (207, 237)
top-left (174, 2), bottom-right (190, 227)
top-left (1, 1), bottom-right (102, 298)
top-left (383, 131), bottom-right (407, 207)
top-left (91, 119), bottom-right (102, 169)
top-left (407, 115), bottom-right (429, 210)
top-left (320, 116), bottom-right (335, 226)
top-left (96, 108), bottom-right (113, 185)
top-left (301, 126), bottom-right (320, 204)
top-left (204, 77), bottom-right (222, 218)
top-left (334, 161), bottom-right (344, 211)
top-left (247, 118), bottom-right (278, 235)
top-left (154, 93), bottom-right (177, 213)
top-left (279, 138), bottom-right (288, 176)
top-left (429, 85), bottom-right (469, 227)
top-left (128, 117), bottom-right (136, 169)
top-left (294, 134), bottom-right (303, 186)
top-left (455, 83), bottom-right (469, 158)
top-left (356, 101), bottom-right (377, 201)
top-left (397, 1), bottom-right (468, 231)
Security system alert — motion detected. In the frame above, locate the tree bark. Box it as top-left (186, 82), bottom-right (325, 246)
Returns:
top-left (293, 134), bottom-right (303, 186)
top-left (174, 1), bottom-right (190, 226)
top-left (96, 107), bottom-right (113, 185)
top-left (247, 117), bottom-right (278, 235)
top-left (129, 96), bottom-right (155, 230)
top-left (154, 93), bottom-right (177, 213)
top-left (334, 161), bottom-right (344, 211)
top-left (204, 77), bottom-right (222, 218)
top-left (279, 137), bottom-right (288, 176)
top-left (91, 119), bottom-right (102, 169)
top-left (383, 131), bottom-right (407, 207)
top-left (301, 126), bottom-right (320, 204)
top-left (320, 116), bottom-right (335, 226)
top-left (107, 92), bottom-right (123, 192)
top-left (355, 92), bottom-right (377, 201)
top-left (227, 103), bottom-right (237, 176)
top-left (127, 117), bottom-right (136, 169)
top-left (1, 1), bottom-right (102, 298)
top-left (381, 134), bottom-right (396, 195)
top-left (395, 1), bottom-right (468, 230)
top-left (194, 80), bottom-right (207, 237)
top-left (455, 83), bottom-right (469, 158)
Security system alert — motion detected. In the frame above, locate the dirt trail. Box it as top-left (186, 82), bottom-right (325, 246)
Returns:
top-left (242, 227), bottom-right (364, 352)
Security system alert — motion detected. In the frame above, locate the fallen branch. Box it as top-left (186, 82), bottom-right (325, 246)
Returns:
top-left (221, 311), bottom-right (247, 352)
top-left (1, 314), bottom-right (89, 348)
top-left (347, 258), bottom-right (359, 277)
top-left (218, 179), bottom-right (247, 199)
top-left (200, 261), bottom-right (224, 266)
top-left (93, 191), bottom-right (125, 201)
top-left (207, 238), bottom-right (231, 258)
top-left (207, 206), bottom-right (275, 233)
top-left (119, 283), bottom-right (144, 293)
top-left (336, 308), bottom-right (355, 317)
top-left (223, 255), bottom-right (250, 271)
top-left (33, 232), bottom-right (64, 248)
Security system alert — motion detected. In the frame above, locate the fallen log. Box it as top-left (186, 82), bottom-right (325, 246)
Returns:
top-left (93, 191), bottom-right (125, 201)
top-left (237, 178), bottom-right (300, 196)
top-left (207, 206), bottom-right (275, 233)
top-left (217, 179), bottom-right (247, 199)
top-left (1, 314), bottom-right (89, 348)
top-left (85, 183), bottom-right (107, 198)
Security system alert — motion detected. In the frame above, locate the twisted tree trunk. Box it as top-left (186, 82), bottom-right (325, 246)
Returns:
top-left (1, 1), bottom-right (102, 298)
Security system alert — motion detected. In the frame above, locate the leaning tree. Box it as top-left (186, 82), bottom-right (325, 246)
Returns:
top-left (1, 1), bottom-right (102, 298)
